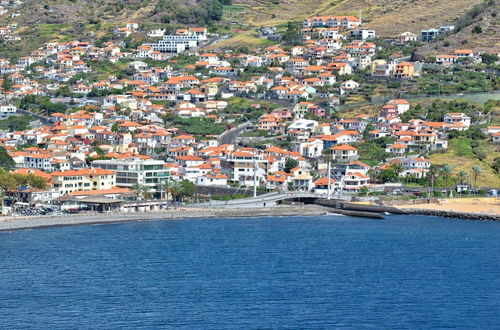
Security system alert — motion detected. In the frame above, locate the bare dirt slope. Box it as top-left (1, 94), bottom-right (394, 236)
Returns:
top-left (235, 0), bottom-right (485, 36)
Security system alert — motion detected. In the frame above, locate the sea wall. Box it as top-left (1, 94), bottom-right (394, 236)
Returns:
top-left (404, 208), bottom-right (500, 221)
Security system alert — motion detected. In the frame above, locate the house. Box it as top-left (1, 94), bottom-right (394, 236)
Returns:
top-left (303, 16), bottom-right (361, 30)
top-left (454, 49), bottom-right (475, 59)
top-left (394, 62), bottom-right (414, 78)
top-left (386, 99), bottom-right (410, 114)
top-left (51, 168), bottom-right (116, 195)
top-left (349, 29), bottom-right (376, 40)
top-left (342, 172), bottom-right (369, 190)
top-left (331, 144), bottom-right (358, 162)
top-left (327, 62), bottom-right (352, 75)
top-left (285, 58), bottom-right (309, 75)
top-left (298, 138), bottom-right (324, 158)
top-left (444, 113), bottom-right (471, 128)
top-left (288, 119), bottom-right (318, 133)
top-left (436, 55), bottom-right (458, 64)
top-left (0, 102), bottom-right (16, 118)
top-left (340, 80), bottom-right (360, 94)
top-left (397, 32), bottom-right (417, 45)
top-left (386, 142), bottom-right (408, 154)
top-left (197, 173), bottom-right (228, 186)
top-left (290, 167), bottom-right (313, 191)
top-left (314, 177), bottom-right (338, 195)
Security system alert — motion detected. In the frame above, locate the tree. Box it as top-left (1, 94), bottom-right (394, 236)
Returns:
top-left (1, 74), bottom-right (13, 91)
top-left (472, 25), bottom-right (482, 34)
top-left (132, 183), bottom-right (151, 201)
top-left (167, 180), bottom-right (184, 203)
top-left (284, 159), bottom-right (298, 173)
top-left (473, 149), bottom-right (486, 161)
top-left (428, 164), bottom-right (440, 192)
top-left (160, 179), bottom-right (179, 208)
top-left (180, 180), bottom-right (196, 201)
top-left (281, 22), bottom-right (301, 46)
top-left (481, 53), bottom-right (498, 65)
top-left (110, 123), bottom-right (119, 133)
top-left (0, 146), bottom-right (15, 169)
top-left (362, 123), bottom-right (374, 140)
top-left (493, 157), bottom-right (500, 173)
top-left (456, 170), bottom-right (468, 185)
top-left (132, 183), bottom-right (144, 201)
top-left (377, 164), bottom-right (403, 183)
top-left (440, 164), bottom-right (453, 188)
top-left (0, 115), bottom-right (32, 131)
top-left (471, 165), bottom-right (482, 188)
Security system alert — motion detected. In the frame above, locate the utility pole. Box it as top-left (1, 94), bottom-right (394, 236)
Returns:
top-left (327, 161), bottom-right (331, 200)
top-left (253, 158), bottom-right (258, 198)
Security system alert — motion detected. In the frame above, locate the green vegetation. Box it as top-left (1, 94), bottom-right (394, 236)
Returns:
top-left (168, 116), bottom-right (225, 136)
top-left (211, 193), bottom-right (246, 200)
top-left (354, 137), bottom-right (394, 166)
top-left (90, 60), bottom-right (131, 79)
top-left (281, 22), bottom-right (301, 46)
top-left (152, 0), bottom-right (229, 25)
top-left (428, 138), bottom-right (500, 188)
top-left (400, 100), bottom-right (496, 123)
top-left (415, 68), bottom-right (497, 95)
top-left (0, 115), bottom-right (33, 132)
top-left (0, 168), bottom-right (47, 204)
top-left (284, 159), bottom-right (298, 173)
top-left (453, 0), bottom-right (495, 33)
top-left (224, 97), bottom-right (279, 122)
top-left (20, 96), bottom-right (67, 115)
top-left (0, 146), bottom-right (15, 169)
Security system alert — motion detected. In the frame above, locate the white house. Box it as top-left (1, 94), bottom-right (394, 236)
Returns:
top-left (0, 102), bottom-right (17, 118)
top-left (444, 113), bottom-right (471, 128)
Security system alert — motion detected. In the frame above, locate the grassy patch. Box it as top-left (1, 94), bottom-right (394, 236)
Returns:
top-left (428, 139), bottom-right (500, 188)
top-left (451, 138), bottom-right (474, 157)
top-left (205, 31), bottom-right (276, 50)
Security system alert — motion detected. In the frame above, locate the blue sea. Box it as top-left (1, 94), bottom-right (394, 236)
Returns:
top-left (0, 215), bottom-right (499, 329)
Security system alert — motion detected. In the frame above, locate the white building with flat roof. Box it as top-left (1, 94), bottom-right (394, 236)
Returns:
top-left (92, 158), bottom-right (170, 195)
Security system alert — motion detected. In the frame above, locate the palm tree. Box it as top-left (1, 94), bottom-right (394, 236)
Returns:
top-left (456, 170), bottom-right (468, 185)
top-left (471, 165), bottom-right (483, 188)
top-left (140, 185), bottom-right (152, 200)
top-left (167, 181), bottom-right (184, 204)
top-left (440, 164), bottom-right (453, 188)
top-left (132, 183), bottom-right (144, 201)
top-left (132, 183), bottom-right (151, 212)
top-left (428, 164), bottom-right (440, 194)
top-left (160, 179), bottom-right (177, 209)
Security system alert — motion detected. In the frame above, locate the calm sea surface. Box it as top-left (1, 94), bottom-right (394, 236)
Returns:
top-left (0, 215), bottom-right (499, 329)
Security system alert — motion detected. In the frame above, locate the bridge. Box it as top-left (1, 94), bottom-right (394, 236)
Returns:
top-left (191, 192), bottom-right (405, 219)
top-left (192, 192), bottom-right (350, 209)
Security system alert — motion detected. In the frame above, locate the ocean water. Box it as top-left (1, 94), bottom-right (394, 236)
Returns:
top-left (0, 215), bottom-right (499, 329)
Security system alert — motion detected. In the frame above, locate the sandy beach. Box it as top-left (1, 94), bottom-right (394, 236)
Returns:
top-left (396, 198), bottom-right (500, 216)
top-left (0, 205), bottom-right (331, 232)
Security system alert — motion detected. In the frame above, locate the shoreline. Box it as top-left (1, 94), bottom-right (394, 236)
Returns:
top-left (1, 203), bottom-right (498, 233)
top-left (0, 205), bottom-right (331, 232)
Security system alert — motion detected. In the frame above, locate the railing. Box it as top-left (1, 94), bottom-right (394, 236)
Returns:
top-left (190, 191), bottom-right (350, 208)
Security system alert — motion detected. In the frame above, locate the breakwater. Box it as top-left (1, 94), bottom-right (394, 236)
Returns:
top-left (404, 208), bottom-right (499, 221)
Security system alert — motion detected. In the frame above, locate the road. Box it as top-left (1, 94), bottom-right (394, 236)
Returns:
top-left (17, 109), bottom-right (52, 124)
top-left (219, 122), bottom-right (251, 145)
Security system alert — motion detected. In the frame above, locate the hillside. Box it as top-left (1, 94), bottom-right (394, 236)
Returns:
top-left (416, 0), bottom-right (500, 55)
top-left (0, 0), bottom-right (227, 58)
top-left (428, 139), bottom-right (500, 188)
top-left (1, 0), bottom-right (487, 39)
top-left (233, 0), bottom-right (485, 36)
